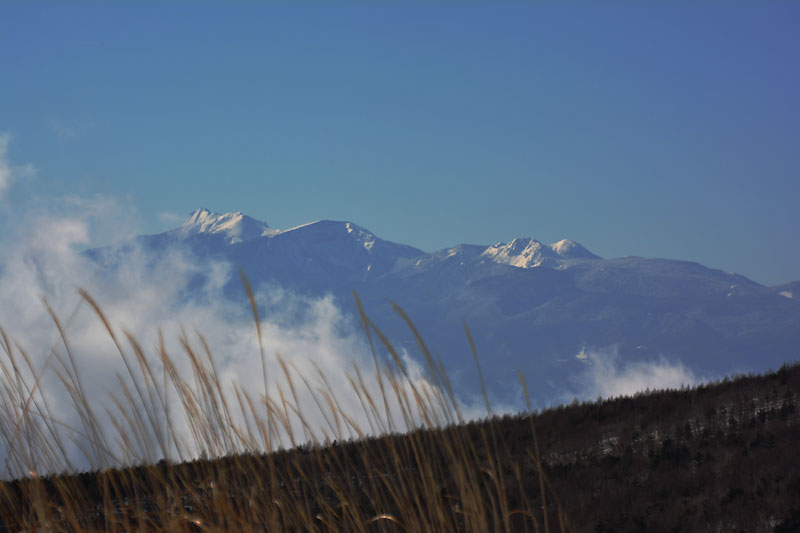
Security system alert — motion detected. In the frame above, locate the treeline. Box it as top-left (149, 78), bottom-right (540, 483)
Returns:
top-left (2, 362), bottom-right (798, 532)
top-left (531, 363), bottom-right (800, 531)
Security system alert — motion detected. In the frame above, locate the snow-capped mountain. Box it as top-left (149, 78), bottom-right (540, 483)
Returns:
top-left (87, 209), bottom-right (800, 402)
top-left (480, 237), bottom-right (599, 269)
top-left (174, 208), bottom-right (275, 244)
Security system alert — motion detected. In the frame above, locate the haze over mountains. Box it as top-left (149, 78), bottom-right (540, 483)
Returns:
top-left (87, 208), bottom-right (800, 403)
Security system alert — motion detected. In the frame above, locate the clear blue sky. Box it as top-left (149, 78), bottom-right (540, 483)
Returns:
top-left (1, 2), bottom-right (798, 285)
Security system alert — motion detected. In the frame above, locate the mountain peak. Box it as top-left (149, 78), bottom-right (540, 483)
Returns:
top-left (179, 208), bottom-right (271, 244)
top-left (482, 237), bottom-right (599, 268)
top-left (482, 238), bottom-right (558, 268)
top-left (549, 239), bottom-right (600, 259)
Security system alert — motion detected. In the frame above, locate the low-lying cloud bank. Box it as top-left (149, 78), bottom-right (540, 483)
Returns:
top-left (0, 198), bottom-right (460, 478)
top-left (570, 346), bottom-right (700, 402)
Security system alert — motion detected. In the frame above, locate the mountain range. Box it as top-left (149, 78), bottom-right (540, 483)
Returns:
top-left (86, 208), bottom-right (800, 404)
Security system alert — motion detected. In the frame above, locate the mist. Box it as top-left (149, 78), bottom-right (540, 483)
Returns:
top-left (570, 345), bottom-right (701, 401)
top-left (0, 197), bottom-right (458, 477)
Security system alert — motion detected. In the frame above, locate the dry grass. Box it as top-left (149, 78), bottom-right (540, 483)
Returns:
top-left (0, 279), bottom-right (567, 532)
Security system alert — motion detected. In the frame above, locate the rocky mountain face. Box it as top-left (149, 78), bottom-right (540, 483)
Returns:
top-left (86, 209), bottom-right (800, 403)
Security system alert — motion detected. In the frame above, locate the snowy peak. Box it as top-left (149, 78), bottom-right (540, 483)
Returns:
top-left (178, 208), bottom-right (271, 244)
top-left (482, 237), bottom-right (598, 269)
top-left (550, 239), bottom-right (600, 260)
top-left (277, 219), bottom-right (377, 248)
top-left (482, 238), bottom-right (559, 268)
top-left (344, 222), bottom-right (376, 250)
top-left (172, 209), bottom-right (599, 268)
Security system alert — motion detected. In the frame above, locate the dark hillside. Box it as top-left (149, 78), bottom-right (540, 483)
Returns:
top-left (2, 363), bottom-right (798, 532)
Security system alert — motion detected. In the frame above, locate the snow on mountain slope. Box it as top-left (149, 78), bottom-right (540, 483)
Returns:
top-left (480, 237), bottom-right (598, 269)
top-left (231, 219), bottom-right (425, 282)
top-left (773, 281), bottom-right (800, 299)
top-left (176, 208), bottom-right (275, 244)
top-left (550, 239), bottom-right (600, 260)
top-left (163, 209), bottom-right (599, 274)
top-left (273, 220), bottom-right (377, 249)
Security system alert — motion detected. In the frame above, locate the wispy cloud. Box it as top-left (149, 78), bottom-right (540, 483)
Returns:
top-left (49, 119), bottom-right (91, 140)
top-left (571, 346), bottom-right (699, 401)
top-left (0, 133), bottom-right (36, 199)
top-left (0, 195), bottom-right (456, 474)
top-left (0, 133), bottom-right (13, 198)
top-left (0, 145), bottom-right (504, 474)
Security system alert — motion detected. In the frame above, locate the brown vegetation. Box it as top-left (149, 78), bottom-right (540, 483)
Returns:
top-left (0, 284), bottom-right (797, 531)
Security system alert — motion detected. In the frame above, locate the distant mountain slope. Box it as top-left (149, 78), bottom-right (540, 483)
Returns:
top-left (774, 280), bottom-right (800, 300)
top-left (86, 209), bottom-right (800, 402)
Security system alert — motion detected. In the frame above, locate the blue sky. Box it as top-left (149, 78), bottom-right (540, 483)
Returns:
top-left (1, 2), bottom-right (798, 285)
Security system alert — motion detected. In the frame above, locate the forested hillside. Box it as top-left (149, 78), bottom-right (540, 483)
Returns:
top-left (2, 363), bottom-right (798, 532)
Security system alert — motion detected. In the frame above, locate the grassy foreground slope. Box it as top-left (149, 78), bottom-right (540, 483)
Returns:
top-left (1, 358), bottom-right (797, 532)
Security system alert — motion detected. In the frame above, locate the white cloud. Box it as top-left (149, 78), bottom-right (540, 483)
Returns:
top-left (0, 133), bottom-right (12, 197)
top-left (0, 139), bottom-right (491, 475)
top-left (0, 197), bottom-right (456, 477)
top-left (0, 133), bottom-right (36, 199)
top-left (571, 346), bottom-right (699, 400)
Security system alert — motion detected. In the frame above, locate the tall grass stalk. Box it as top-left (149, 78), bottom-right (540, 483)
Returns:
top-left (0, 280), bottom-right (567, 532)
